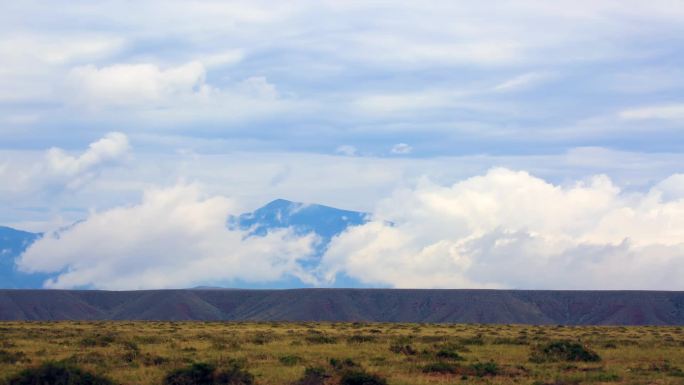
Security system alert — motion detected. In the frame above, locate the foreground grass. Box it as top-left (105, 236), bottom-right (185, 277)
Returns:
top-left (1, 322), bottom-right (684, 384)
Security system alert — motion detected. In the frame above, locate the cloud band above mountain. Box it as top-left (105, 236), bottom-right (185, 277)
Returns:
top-left (16, 166), bottom-right (684, 290)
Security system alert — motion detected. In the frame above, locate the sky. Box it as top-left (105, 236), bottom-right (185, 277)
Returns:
top-left (2, 1), bottom-right (684, 289)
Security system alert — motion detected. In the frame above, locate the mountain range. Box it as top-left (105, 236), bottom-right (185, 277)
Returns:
top-left (1, 288), bottom-right (683, 324)
top-left (3, 200), bottom-right (684, 326)
top-left (0, 199), bottom-right (368, 289)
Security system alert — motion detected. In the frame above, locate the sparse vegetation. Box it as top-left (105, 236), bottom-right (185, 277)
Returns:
top-left (422, 362), bottom-right (459, 374)
top-left (339, 370), bottom-right (387, 385)
top-left (291, 367), bottom-right (328, 385)
top-left (279, 355), bottom-right (303, 366)
top-left (530, 340), bottom-right (601, 363)
top-left (0, 322), bottom-right (682, 385)
top-left (6, 361), bottom-right (114, 385)
top-left (163, 362), bottom-right (253, 385)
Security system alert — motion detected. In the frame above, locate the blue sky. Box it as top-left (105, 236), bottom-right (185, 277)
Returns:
top-left (2, 1), bottom-right (684, 289)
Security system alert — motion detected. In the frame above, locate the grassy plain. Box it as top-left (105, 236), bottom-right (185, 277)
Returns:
top-left (1, 321), bottom-right (683, 385)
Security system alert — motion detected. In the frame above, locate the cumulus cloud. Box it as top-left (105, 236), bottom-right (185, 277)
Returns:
top-left (43, 132), bottom-right (130, 190)
top-left (319, 168), bottom-right (684, 289)
top-left (62, 61), bottom-right (292, 126)
top-left (0, 132), bottom-right (130, 197)
top-left (17, 184), bottom-right (317, 289)
top-left (12, 167), bottom-right (684, 290)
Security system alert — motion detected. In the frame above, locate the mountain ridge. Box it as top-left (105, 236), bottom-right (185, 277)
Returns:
top-left (1, 288), bottom-right (683, 325)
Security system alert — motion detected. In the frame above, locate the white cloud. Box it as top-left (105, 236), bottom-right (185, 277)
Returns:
top-left (619, 104), bottom-right (684, 121)
top-left (319, 168), bottom-right (684, 289)
top-left (0, 35), bottom-right (123, 102)
top-left (66, 62), bottom-right (208, 107)
top-left (61, 61), bottom-right (294, 126)
top-left (391, 143), bottom-right (413, 155)
top-left (0, 132), bottom-right (130, 197)
top-left (9, 162), bottom-right (684, 290)
top-left (42, 132), bottom-right (131, 191)
top-left (17, 184), bottom-right (317, 289)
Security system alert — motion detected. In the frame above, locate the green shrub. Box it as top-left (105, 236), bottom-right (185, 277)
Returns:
top-left (470, 361), bottom-right (500, 377)
top-left (339, 370), bottom-right (387, 385)
top-left (215, 364), bottom-right (254, 385)
top-left (329, 358), bottom-right (360, 371)
top-left (6, 362), bottom-right (114, 385)
top-left (163, 362), bottom-right (253, 385)
top-left (422, 362), bottom-right (458, 374)
top-left (164, 363), bottom-right (215, 385)
top-left (435, 349), bottom-right (464, 361)
top-left (530, 341), bottom-right (601, 363)
top-left (291, 367), bottom-right (328, 385)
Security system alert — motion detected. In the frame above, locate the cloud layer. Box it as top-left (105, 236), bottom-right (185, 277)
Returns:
top-left (16, 167), bottom-right (684, 290)
top-left (2, 0), bottom-right (684, 155)
top-left (2, 2), bottom-right (684, 290)
top-left (321, 169), bottom-right (684, 289)
top-left (18, 184), bottom-right (316, 289)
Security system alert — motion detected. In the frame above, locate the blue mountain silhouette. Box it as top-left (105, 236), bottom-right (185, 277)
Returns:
top-left (0, 226), bottom-right (44, 288)
top-left (1, 199), bottom-right (369, 288)
top-left (228, 198), bottom-right (368, 242)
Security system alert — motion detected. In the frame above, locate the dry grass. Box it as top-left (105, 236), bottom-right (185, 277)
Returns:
top-left (1, 322), bottom-right (684, 385)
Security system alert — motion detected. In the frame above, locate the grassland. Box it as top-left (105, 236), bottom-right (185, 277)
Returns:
top-left (1, 321), bottom-right (684, 385)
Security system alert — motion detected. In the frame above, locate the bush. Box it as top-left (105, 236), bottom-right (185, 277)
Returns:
top-left (339, 370), bottom-right (387, 385)
top-left (215, 364), bottom-right (254, 385)
top-left (291, 367), bottom-right (328, 385)
top-left (163, 362), bottom-right (254, 385)
top-left (305, 335), bottom-right (337, 344)
top-left (389, 339), bottom-right (416, 355)
top-left (164, 363), bottom-right (215, 385)
top-left (329, 358), bottom-right (360, 371)
top-left (279, 355), bottom-right (303, 366)
top-left (6, 362), bottom-right (114, 385)
top-left (80, 333), bottom-right (118, 348)
top-left (470, 361), bottom-right (500, 377)
top-left (249, 332), bottom-right (274, 345)
top-left (141, 353), bottom-right (168, 367)
top-left (435, 349), bottom-right (464, 361)
top-left (422, 362), bottom-right (458, 374)
top-left (347, 335), bottom-right (376, 344)
top-left (0, 349), bottom-right (28, 364)
top-left (530, 341), bottom-right (601, 363)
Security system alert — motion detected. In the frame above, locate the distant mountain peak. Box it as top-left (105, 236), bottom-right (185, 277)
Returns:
top-left (1, 199), bottom-right (371, 289)
top-left (228, 198), bottom-right (368, 240)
